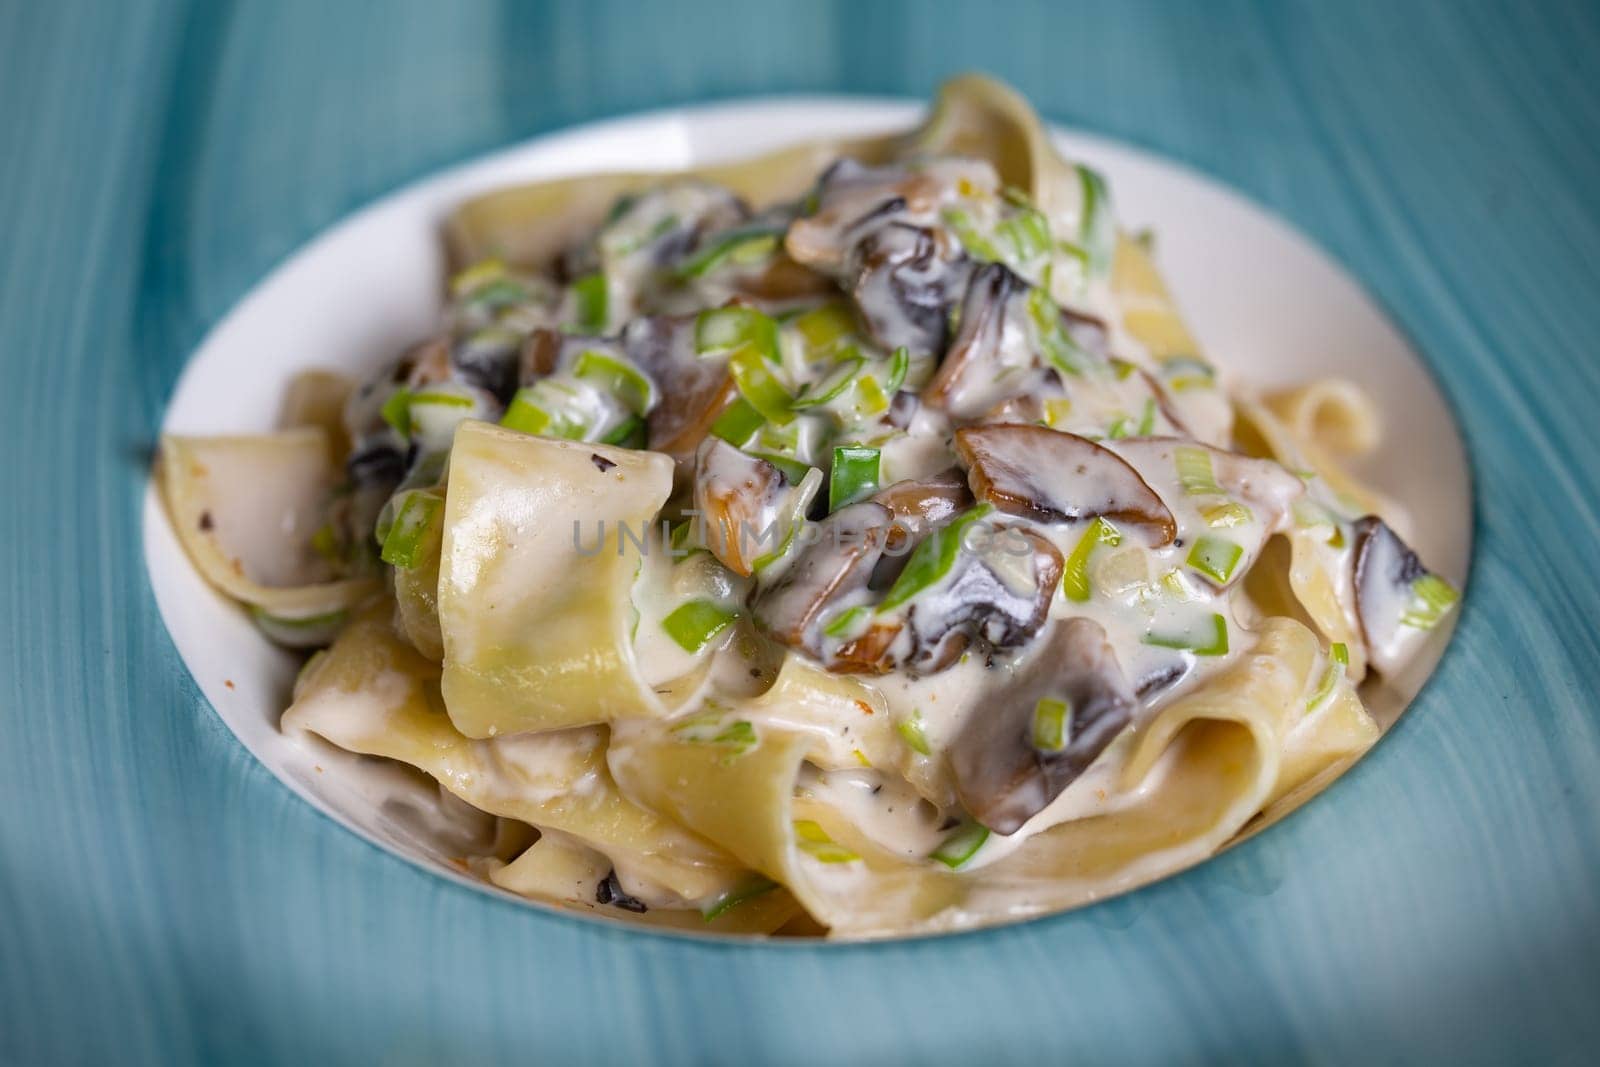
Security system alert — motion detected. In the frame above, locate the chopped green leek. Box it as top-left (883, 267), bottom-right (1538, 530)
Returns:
top-left (995, 206), bottom-right (1052, 262)
top-left (1400, 574), bottom-right (1459, 630)
top-left (1076, 164), bottom-right (1113, 276)
top-left (828, 446), bottom-right (880, 511)
top-left (1135, 396), bottom-right (1157, 436)
top-left (1306, 643), bottom-right (1350, 711)
top-left (661, 600), bottom-right (738, 654)
top-left (1027, 287), bottom-right (1090, 377)
top-left (896, 711), bottom-right (932, 756)
top-left (381, 388), bottom-right (412, 437)
top-left (852, 374), bottom-right (890, 416)
top-left (1143, 612), bottom-right (1230, 657)
top-left (409, 389), bottom-right (475, 408)
top-left (379, 490), bottom-right (443, 569)
top-left (1161, 356), bottom-right (1216, 391)
top-left (1200, 501), bottom-right (1253, 529)
top-left (571, 272), bottom-right (608, 333)
top-left (789, 355), bottom-right (862, 409)
top-left (931, 821), bottom-right (989, 869)
top-left (309, 523), bottom-right (342, 563)
top-left (749, 451), bottom-right (813, 486)
top-left (573, 349), bottom-right (656, 414)
top-left (675, 228), bottom-right (780, 279)
top-left (1175, 446), bottom-right (1223, 495)
top-left (941, 207), bottom-right (1002, 262)
top-left (696, 306), bottom-right (779, 362)
top-left (1031, 697), bottom-right (1071, 752)
top-left (1106, 414), bottom-right (1131, 440)
top-left (728, 343), bottom-right (794, 425)
top-left (793, 820), bottom-right (859, 863)
top-left (1186, 535), bottom-right (1244, 585)
top-left (1062, 517), bottom-right (1123, 602)
top-left (878, 505), bottom-right (994, 612)
top-left (885, 345), bottom-right (910, 394)
top-left (822, 604), bottom-right (872, 640)
top-left (708, 396), bottom-right (765, 447)
top-left (501, 387), bottom-right (586, 439)
top-left (449, 257), bottom-right (507, 297)
top-left (600, 415), bottom-right (648, 449)
top-left (793, 303), bottom-right (856, 360)
top-left (701, 877), bottom-right (779, 922)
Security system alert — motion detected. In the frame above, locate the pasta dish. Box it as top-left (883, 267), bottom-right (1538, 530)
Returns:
top-left (157, 76), bottom-right (1459, 937)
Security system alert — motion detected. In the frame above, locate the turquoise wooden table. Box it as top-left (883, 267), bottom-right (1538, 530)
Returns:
top-left (4, 2), bottom-right (1598, 1063)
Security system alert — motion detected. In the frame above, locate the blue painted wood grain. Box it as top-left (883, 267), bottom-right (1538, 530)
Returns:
top-left (3, 1), bottom-right (1598, 1063)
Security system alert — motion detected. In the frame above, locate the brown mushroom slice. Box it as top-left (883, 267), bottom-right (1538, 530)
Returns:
top-left (871, 468), bottom-right (975, 542)
top-left (847, 222), bottom-right (971, 357)
top-left (922, 262), bottom-right (1029, 419)
top-left (785, 158), bottom-right (997, 274)
top-left (751, 502), bottom-right (897, 661)
top-left (898, 524), bottom-right (1064, 674)
top-left (621, 315), bottom-right (738, 473)
top-left (950, 617), bottom-right (1136, 834)
top-left (694, 438), bottom-right (819, 577)
top-left (954, 424), bottom-right (1177, 544)
top-left (1351, 515), bottom-right (1459, 676)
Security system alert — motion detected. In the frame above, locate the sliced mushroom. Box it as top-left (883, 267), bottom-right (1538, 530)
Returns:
top-left (898, 524), bottom-right (1064, 673)
top-left (954, 424), bottom-right (1177, 544)
top-left (847, 222), bottom-right (971, 356)
top-left (786, 158), bottom-right (997, 274)
top-left (871, 468), bottom-right (975, 542)
top-left (752, 501), bottom-right (897, 662)
top-left (694, 438), bottom-right (816, 577)
top-left (452, 326), bottom-right (523, 404)
top-left (867, 468), bottom-right (976, 591)
top-left (1351, 515), bottom-right (1458, 675)
top-left (950, 617), bottom-right (1136, 834)
top-left (922, 262), bottom-right (1027, 418)
top-left (622, 315), bottom-right (737, 472)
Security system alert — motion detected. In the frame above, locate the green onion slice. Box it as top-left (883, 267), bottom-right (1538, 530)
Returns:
top-left (931, 821), bottom-right (990, 869)
top-left (1061, 517), bottom-right (1123, 602)
top-left (822, 604), bottom-right (873, 640)
top-left (728, 343), bottom-right (794, 425)
top-left (573, 349), bottom-right (656, 414)
top-left (1143, 613), bottom-right (1230, 657)
top-left (1186, 535), bottom-right (1244, 585)
top-left (661, 600), bottom-right (739, 654)
top-left (1400, 574), bottom-right (1459, 630)
top-left (379, 490), bottom-right (444, 569)
top-left (885, 346), bottom-right (910, 394)
top-left (878, 505), bottom-right (994, 612)
top-left (695, 306), bottom-right (779, 362)
top-left (380, 388), bottom-right (412, 437)
top-left (792, 303), bottom-right (856, 361)
top-left (601, 415), bottom-right (648, 449)
top-left (701, 877), bottom-right (779, 922)
top-left (789, 355), bottom-right (862, 410)
top-left (828, 446), bottom-right (880, 512)
top-left (896, 711), bottom-right (932, 756)
top-left (793, 820), bottom-right (859, 863)
top-left (1031, 697), bottom-right (1071, 751)
top-left (675, 228), bottom-right (781, 279)
top-left (571, 272), bottom-right (609, 333)
top-left (708, 396), bottom-right (765, 447)
top-left (941, 207), bottom-right (1002, 262)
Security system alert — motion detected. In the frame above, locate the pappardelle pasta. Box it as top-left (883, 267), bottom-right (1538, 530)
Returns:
top-left (158, 76), bottom-right (1460, 938)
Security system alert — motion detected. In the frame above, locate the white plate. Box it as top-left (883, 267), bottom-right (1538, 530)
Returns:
top-left (143, 98), bottom-right (1472, 923)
